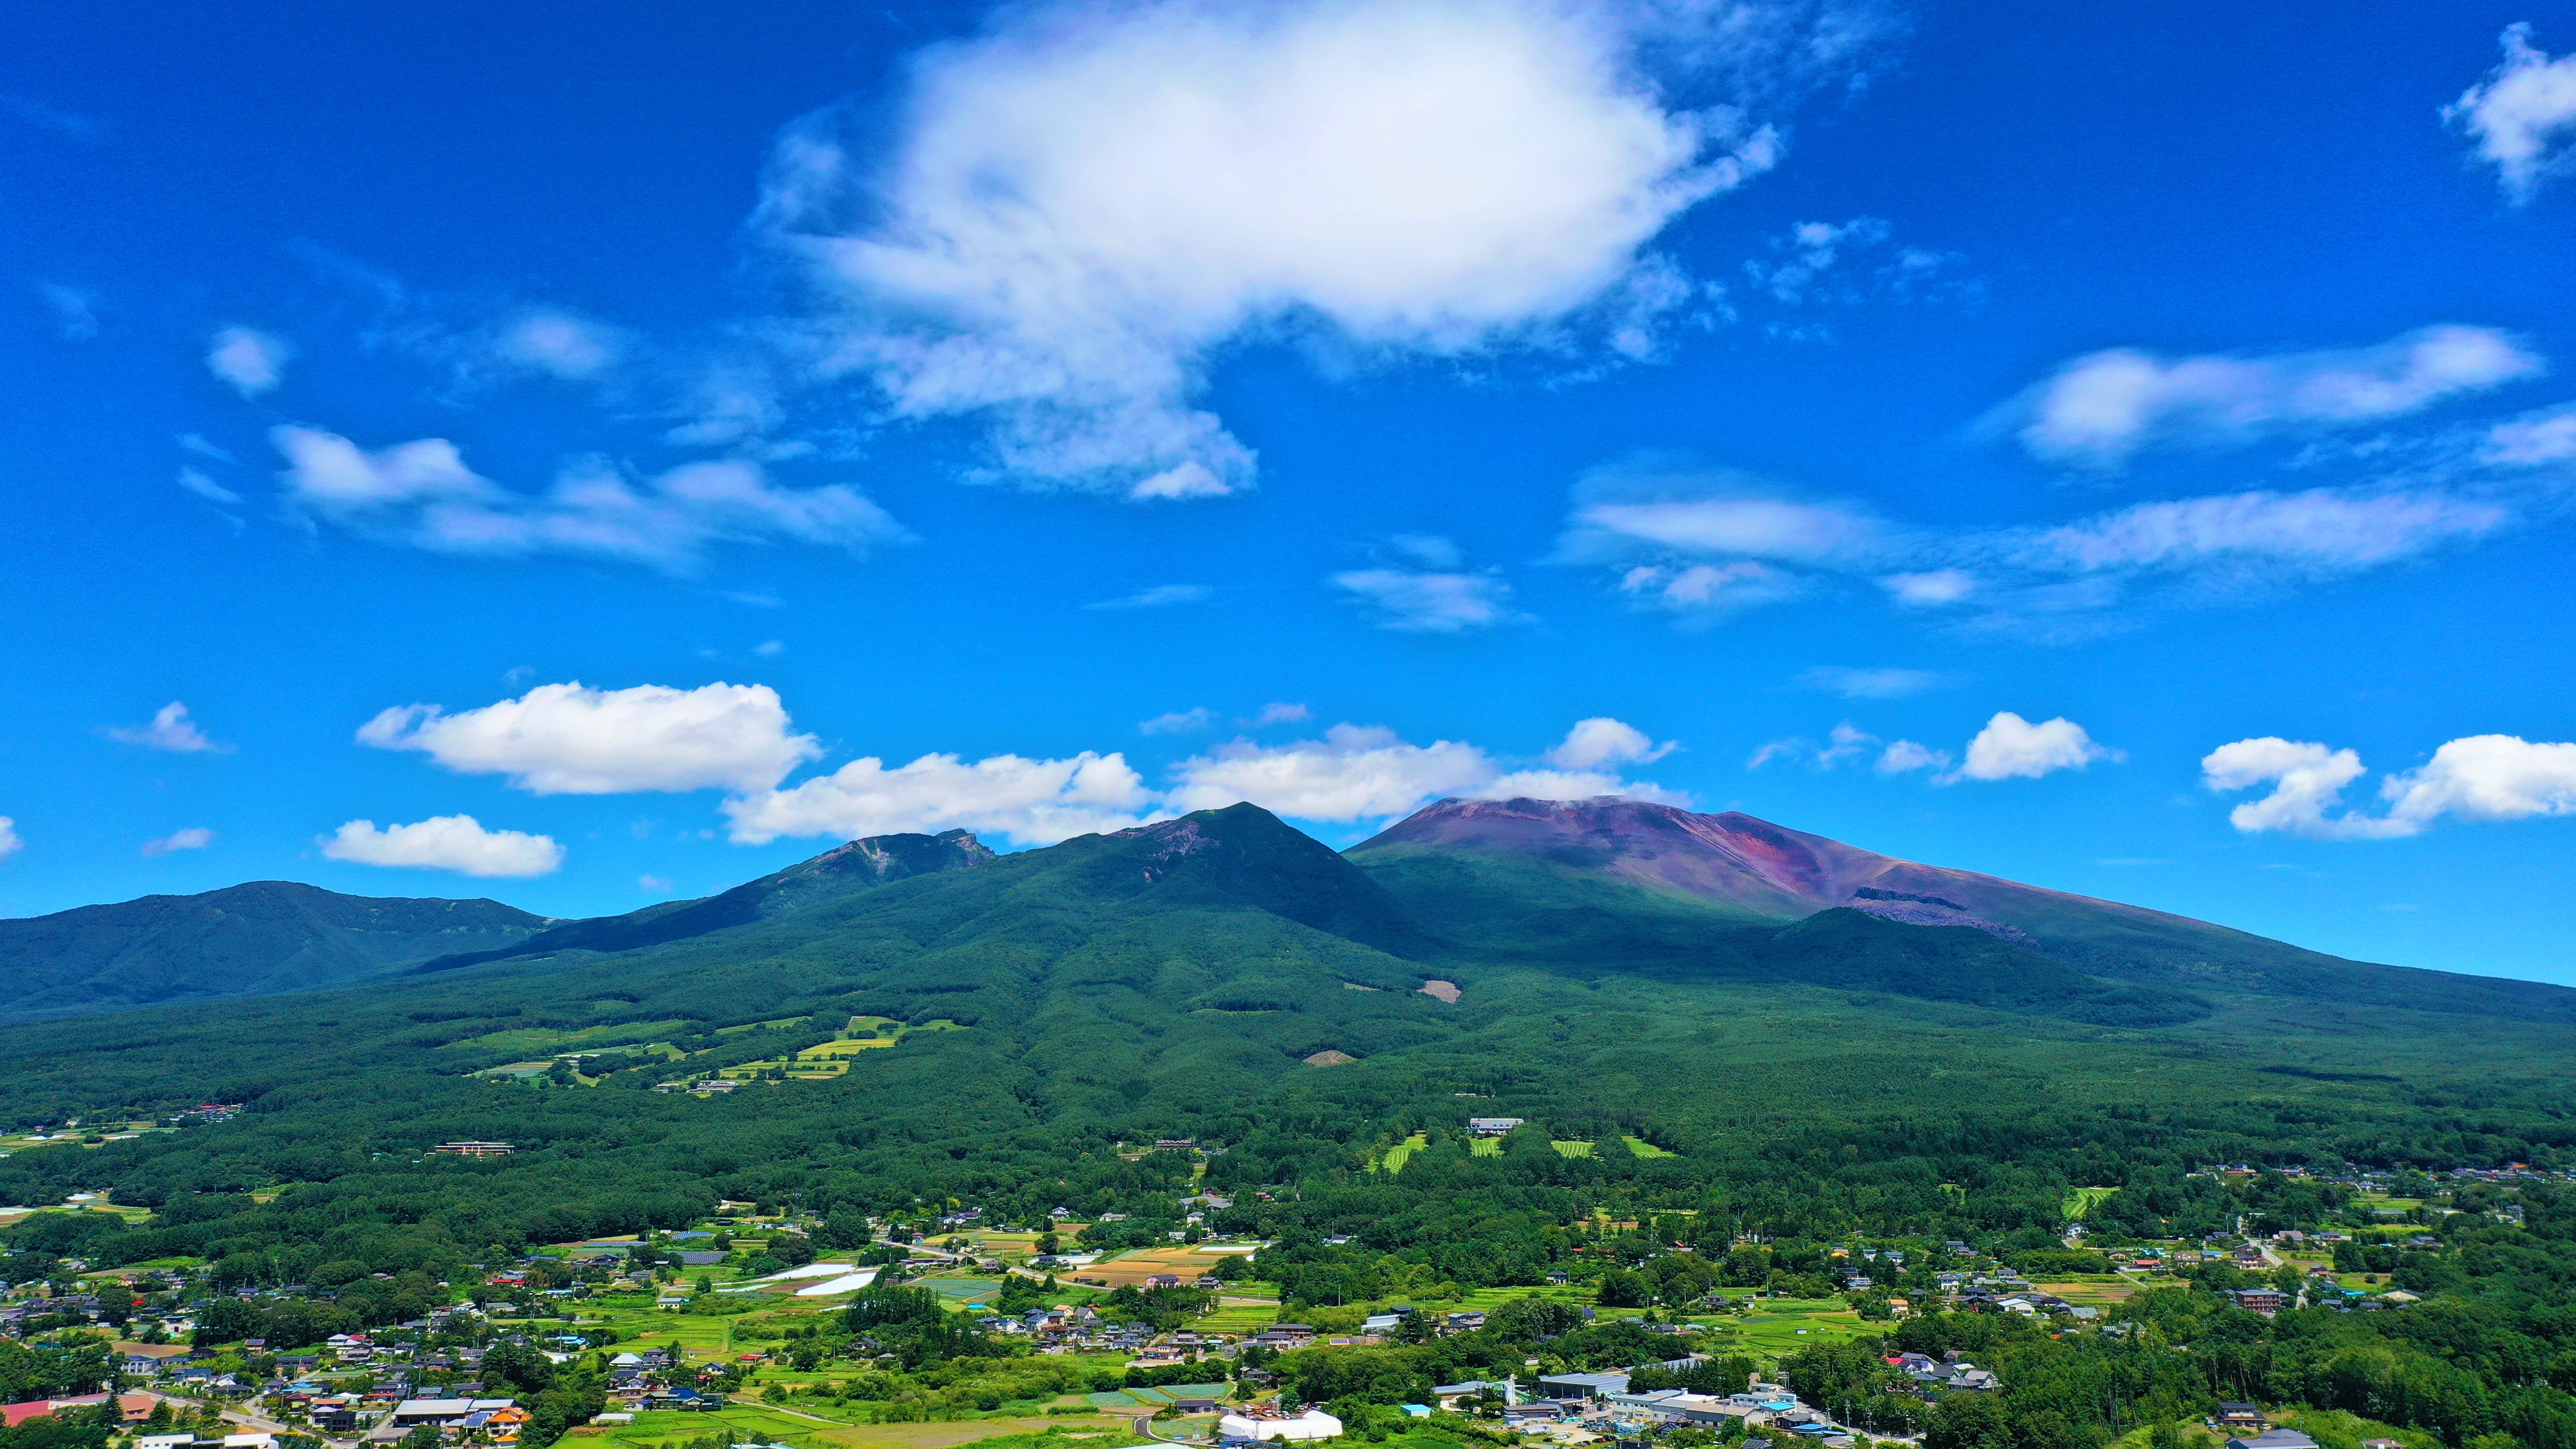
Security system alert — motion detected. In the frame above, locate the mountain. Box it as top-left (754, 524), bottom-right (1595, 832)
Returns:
top-left (0, 881), bottom-right (550, 1021)
top-left (8, 799), bottom-right (2576, 1248)
top-left (414, 828), bottom-right (998, 973)
top-left (1348, 797), bottom-right (2576, 1023)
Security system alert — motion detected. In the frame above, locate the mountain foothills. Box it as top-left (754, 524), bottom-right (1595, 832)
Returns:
top-left (0, 882), bottom-right (548, 1019)
top-left (8, 801), bottom-right (2576, 1449)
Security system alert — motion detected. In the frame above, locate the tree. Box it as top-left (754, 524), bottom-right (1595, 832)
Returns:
top-left (1599, 1269), bottom-right (1646, 1308)
top-left (1926, 1394), bottom-right (2013, 1449)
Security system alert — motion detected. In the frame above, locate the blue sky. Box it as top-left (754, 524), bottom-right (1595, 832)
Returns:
top-left (6, 0), bottom-right (2576, 982)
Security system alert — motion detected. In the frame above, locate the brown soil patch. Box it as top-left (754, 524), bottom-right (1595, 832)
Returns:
top-left (1417, 980), bottom-right (1461, 1003)
top-left (1303, 1050), bottom-right (1356, 1066)
top-left (1072, 1248), bottom-right (1219, 1288)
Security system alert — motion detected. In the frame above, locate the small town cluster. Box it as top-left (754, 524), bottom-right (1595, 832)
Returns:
top-left (1, 1153), bottom-right (2528, 1449)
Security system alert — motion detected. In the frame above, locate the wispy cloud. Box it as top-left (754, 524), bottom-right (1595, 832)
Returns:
top-left (272, 426), bottom-right (909, 574)
top-left (104, 702), bottom-right (232, 754)
top-left (1995, 325), bottom-right (2544, 470)
top-left (1332, 536), bottom-right (1521, 633)
top-left (142, 827), bottom-right (216, 856)
top-left (177, 468), bottom-right (243, 506)
top-left (0, 95), bottom-right (107, 142)
top-left (1795, 665), bottom-right (1948, 699)
top-left (1087, 583), bottom-right (1212, 611)
top-left (34, 282), bottom-right (97, 341)
top-left (1560, 439), bottom-right (2546, 639)
top-left (1140, 707), bottom-right (1218, 735)
top-left (2445, 24), bottom-right (2576, 203)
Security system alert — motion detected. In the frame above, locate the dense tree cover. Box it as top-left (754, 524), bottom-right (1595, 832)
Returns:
top-left (0, 1338), bottom-right (111, 1401)
top-left (0, 1404), bottom-right (117, 1449)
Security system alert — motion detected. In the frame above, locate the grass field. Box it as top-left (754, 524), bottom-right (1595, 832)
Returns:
top-left (584, 1405), bottom-right (1135, 1449)
top-left (2063, 1187), bottom-right (2120, 1219)
top-left (1197, 1301), bottom-right (1281, 1333)
top-left (1375, 1134), bottom-right (1430, 1173)
top-left (1623, 1137), bottom-right (1675, 1159)
top-left (2035, 1278), bottom-right (2136, 1305)
top-left (1712, 1299), bottom-right (1875, 1361)
top-left (1550, 1141), bottom-right (1593, 1159)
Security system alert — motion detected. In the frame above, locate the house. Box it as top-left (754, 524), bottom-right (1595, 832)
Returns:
top-left (1433, 1381), bottom-right (1507, 1409)
top-left (1538, 1372), bottom-right (1630, 1401)
top-left (1467, 1119), bottom-right (1524, 1135)
top-left (5, 1396), bottom-right (158, 1427)
top-left (1216, 1409), bottom-right (1343, 1441)
top-left (1144, 1274), bottom-right (1183, 1289)
top-left (392, 1399), bottom-right (517, 1426)
top-left (2214, 1404), bottom-right (2267, 1430)
top-left (2239, 1433), bottom-right (2316, 1449)
top-left (118, 1343), bottom-right (198, 1374)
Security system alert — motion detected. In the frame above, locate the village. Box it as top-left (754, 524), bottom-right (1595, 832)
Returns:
top-left (1, 1153), bottom-right (2514, 1449)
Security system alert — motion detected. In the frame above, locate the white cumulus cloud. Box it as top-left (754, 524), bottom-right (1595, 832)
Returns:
top-left (724, 750), bottom-right (1159, 847)
top-left (754, 0), bottom-right (1881, 496)
top-left (273, 425), bottom-right (909, 574)
top-left (2446, 24), bottom-right (2576, 203)
top-left (1944, 712), bottom-right (2119, 783)
top-left (207, 326), bottom-right (292, 397)
top-left (2381, 734), bottom-right (2576, 827)
top-left (2205, 733), bottom-right (2576, 839)
top-left (0, 816), bottom-right (19, 858)
top-left (104, 702), bottom-right (232, 754)
top-left (1168, 720), bottom-right (1682, 820)
top-left (2003, 326), bottom-right (2544, 469)
top-left (359, 681), bottom-right (821, 795)
top-left (2200, 737), bottom-right (2404, 839)
top-left (1875, 739), bottom-right (1950, 775)
top-left (321, 815), bottom-right (564, 877)
top-left (1545, 716), bottom-right (1674, 770)
top-left (143, 827), bottom-right (217, 856)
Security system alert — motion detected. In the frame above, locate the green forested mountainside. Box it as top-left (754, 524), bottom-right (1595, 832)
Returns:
top-left (4, 802), bottom-right (2576, 1241)
top-left (0, 879), bottom-right (548, 1020)
top-left (416, 825), bottom-right (997, 974)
